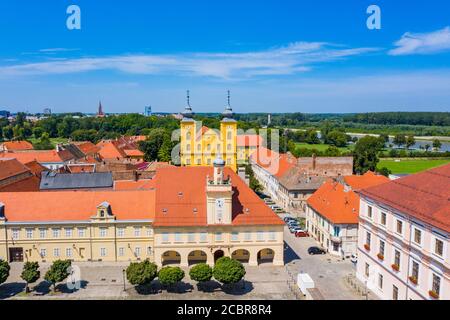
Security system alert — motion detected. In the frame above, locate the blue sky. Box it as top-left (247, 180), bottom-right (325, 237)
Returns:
top-left (0, 0), bottom-right (450, 114)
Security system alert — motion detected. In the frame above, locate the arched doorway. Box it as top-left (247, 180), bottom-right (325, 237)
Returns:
top-left (214, 250), bottom-right (224, 262)
top-left (257, 248), bottom-right (274, 265)
top-left (161, 250), bottom-right (181, 266)
top-left (188, 250), bottom-right (207, 265)
top-left (231, 249), bottom-right (250, 263)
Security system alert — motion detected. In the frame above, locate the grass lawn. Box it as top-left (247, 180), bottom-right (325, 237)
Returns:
top-left (294, 142), bottom-right (353, 153)
top-left (28, 137), bottom-right (69, 145)
top-left (377, 159), bottom-right (450, 174)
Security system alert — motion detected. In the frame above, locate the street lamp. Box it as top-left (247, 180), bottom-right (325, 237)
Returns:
top-left (122, 269), bottom-right (126, 292)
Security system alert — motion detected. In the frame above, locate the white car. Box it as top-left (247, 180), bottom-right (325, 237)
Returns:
top-left (350, 254), bottom-right (358, 264)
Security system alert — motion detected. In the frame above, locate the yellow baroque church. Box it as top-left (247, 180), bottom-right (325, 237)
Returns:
top-left (180, 92), bottom-right (238, 171)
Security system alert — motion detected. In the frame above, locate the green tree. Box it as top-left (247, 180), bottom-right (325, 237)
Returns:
top-left (212, 257), bottom-right (246, 285)
top-left (189, 263), bottom-right (213, 289)
top-left (376, 167), bottom-right (392, 178)
top-left (33, 132), bottom-right (53, 150)
top-left (126, 260), bottom-right (158, 287)
top-left (406, 135), bottom-right (416, 149)
top-left (33, 127), bottom-right (44, 139)
top-left (424, 144), bottom-right (431, 152)
top-left (326, 130), bottom-right (348, 147)
top-left (21, 262), bottom-right (40, 293)
top-left (393, 134), bottom-right (406, 148)
top-left (139, 128), bottom-right (169, 161)
top-left (0, 259), bottom-right (10, 286)
top-left (44, 260), bottom-right (71, 292)
top-left (353, 136), bottom-right (382, 174)
top-left (2, 126), bottom-right (13, 140)
top-left (305, 130), bottom-right (320, 144)
top-left (157, 138), bottom-right (173, 162)
top-left (433, 139), bottom-right (442, 151)
top-left (158, 266), bottom-right (185, 288)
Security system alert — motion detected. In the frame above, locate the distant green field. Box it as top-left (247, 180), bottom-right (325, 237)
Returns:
top-left (294, 142), bottom-right (353, 152)
top-left (28, 137), bottom-right (68, 145)
top-left (377, 159), bottom-right (450, 174)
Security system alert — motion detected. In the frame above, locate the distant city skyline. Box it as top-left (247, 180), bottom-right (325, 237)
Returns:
top-left (1, 1), bottom-right (450, 114)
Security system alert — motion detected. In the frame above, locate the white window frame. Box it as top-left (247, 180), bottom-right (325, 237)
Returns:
top-left (199, 232), bottom-right (207, 243)
top-left (100, 248), bottom-right (107, 257)
top-left (215, 232), bottom-right (223, 242)
top-left (117, 227), bottom-right (125, 237)
top-left (99, 227), bottom-right (107, 237)
top-left (52, 228), bottom-right (61, 238)
top-left (78, 228), bottom-right (86, 238)
top-left (26, 228), bottom-right (33, 239)
top-left (53, 248), bottom-right (60, 257)
top-left (174, 232), bottom-right (182, 243)
top-left (162, 232), bottom-right (170, 243)
top-left (231, 232), bottom-right (239, 242)
top-left (65, 228), bottom-right (73, 238)
top-left (39, 228), bottom-right (47, 239)
top-left (118, 247), bottom-right (125, 257)
top-left (40, 248), bottom-right (47, 258)
top-left (66, 248), bottom-right (72, 258)
top-left (134, 227), bottom-right (141, 237)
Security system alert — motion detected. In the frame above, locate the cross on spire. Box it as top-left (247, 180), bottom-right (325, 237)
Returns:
top-left (227, 90), bottom-right (231, 107)
top-left (187, 90), bottom-right (191, 107)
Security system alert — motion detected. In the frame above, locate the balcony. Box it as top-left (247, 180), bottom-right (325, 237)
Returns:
top-left (330, 236), bottom-right (341, 243)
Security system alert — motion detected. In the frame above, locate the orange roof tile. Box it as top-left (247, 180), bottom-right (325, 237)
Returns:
top-left (153, 166), bottom-right (284, 227)
top-left (359, 164), bottom-right (450, 232)
top-left (0, 176), bottom-right (40, 192)
top-left (123, 149), bottom-right (144, 157)
top-left (250, 147), bottom-right (297, 178)
top-left (74, 141), bottom-right (100, 155)
top-left (24, 160), bottom-right (47, 178)
top-left (0, 150), bottom-right (74, 164)
top-left (344, 171), bottom-right (390, 191)
top-left (237, 135), bottom-right (262, 147)
top-left (0, 159), bottom-right (29, 180)
top-left (96, 141), bottom-right (126, 159)
top-left (0, 190), bottom-right (155, 222)
top-left (1, 141), bottom-right (33, 151)
top-left (307, 180), bottom-right (360, 224)
top-left (66, 164), bottom-right (96, 173)
top-left (114, 179), bottom-right (156, 190)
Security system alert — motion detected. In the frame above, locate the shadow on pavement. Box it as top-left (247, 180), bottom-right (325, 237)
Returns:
top-left (284, 241), bottom-right (301, 264)
top-left (221, 280), bottom-right (254, 296)
top-left (0, 282), bottom-right (26, 300)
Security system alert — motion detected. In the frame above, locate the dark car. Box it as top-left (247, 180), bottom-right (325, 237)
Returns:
top-left (308, 246), bottom-right (326, 255)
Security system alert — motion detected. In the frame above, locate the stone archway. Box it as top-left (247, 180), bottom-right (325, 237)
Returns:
top-left (257, 248), bottom-right (275, 265)
top-left (188, 250), bottom-right (207, 265)
top-left (161, 250), bottom-right (181, 266)
top-left (214, 250), bottom-right (225, 262)
top-left (231, 249), bottom-right (250, 263)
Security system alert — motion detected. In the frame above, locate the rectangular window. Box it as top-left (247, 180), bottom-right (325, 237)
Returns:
top-left (53, 248), bottom-right (60, 257)
top-left (162, 232), bottom-right (169, 243)
top-left (40, 248), bottom-right (46, 258)
top-left (52, 228), bottom-right (60, 238)
top-left (411, 261), bottom-right (419, 281)
top-left (378, 274), bottom-right (383, 289)
top-left (432, 274), bottom-right (441, 296)
top-left (393, 285), bottom-right (399, 300)
top-left (367, 205), bottom-right (373, 218)
top-left (118, 247), bottom-right (125, 257)
top-left (26, 229), bottom-right (33, 239)
top-left (379, 240), bottom-right (385, 256)
top-left (366, 232), bottom-right (371, 247)
top-left (66, 248), bottom-right (72, 258)
top-left (65, 228), bottom-right (73, 238)
top-left (245, 232), bottom-right (252, 241)
top-left (187, 232), bottom-right (195, 243)
top-left (381, 212), bottom-right (387, 225)
top-left (134, 247), bottom-right (141, 257)
top-left (333, 226), bottom-right (340, 237)
top-left (257, 231), bottom-right (264, 241)
top-left (99, 227), bottom-right (107, 237)
top-left (39, 228), bottom-right (47, 239)
top-left (117, 227), bottom-right (125, 237)
top-left (174, 232), bottom-right (182, 242)
top-left (146, 227), bottom-right (153, 237)
top-left (134, 227), bottom-right (141, 237)
top-left (231, 232), bottom-right (239, 241)
top-left (78, 228), bottom-right (86, 237)
top-left (394, 250), bottom-right (401, 268)
top-left (269, 231), bottom-right (276, 241)
top-left (434, 238), bottom-right (444, 257)
top-left (414, 228), bottom-right (422, 245)
top-left (365, 263), bottom-right (370, 277)
top-left (100, 248), bottom-right (107, 257)
top-left (147, 247), bottom-right (152, 255)
top-left (396, 220), bottom-right (403, 234)
top-left (215, 232), bottom-right (223, 242)
top-left (199, 232), bottom-right (207, 243)
top-left (12, 229), bottom-right (19, 240)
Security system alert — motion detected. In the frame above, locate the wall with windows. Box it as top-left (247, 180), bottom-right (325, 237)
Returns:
top-left (357, 197), bottom-right (449, 300)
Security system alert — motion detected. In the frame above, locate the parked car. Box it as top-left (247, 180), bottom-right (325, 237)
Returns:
top-left (287, 221), bottom-right (299, 227)
top-left (295, 230), bottom-right (309, 237)
top-left (289, 226), bottom-right (303, 233)
top-left (308, 246), bottom-right (326, 255)
top-left (350, 254), bottom-right (358, 264)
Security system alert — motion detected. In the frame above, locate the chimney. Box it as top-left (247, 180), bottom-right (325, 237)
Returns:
top-left (312, 153), bottom-right (317, 171)
top-left (134, 170), bottom-right (139, 182)
top-left (0, 202), bottom-right (5, 219)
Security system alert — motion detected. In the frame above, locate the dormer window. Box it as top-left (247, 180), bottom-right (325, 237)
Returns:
top-left (0, 202), bottom-right (5, 218)
top-left (96, 202), bottom-right (112, 218)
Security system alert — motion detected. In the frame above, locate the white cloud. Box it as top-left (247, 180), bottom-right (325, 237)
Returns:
top-left (389, 27), bottom-right (450, 56)
top-left (0, 42), bottom-right (377, 80)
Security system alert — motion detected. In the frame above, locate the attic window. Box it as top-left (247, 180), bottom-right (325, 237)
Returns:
top-left (162, 208), bottom-right (168, 214)
top-left (245, 208), bottom-right (250, 214)
top-left (178, 192), bottom-right (183, 197)
top-left (193, 208), bottom-right (198, 214)
top-left (0, 202), bottom-right (4, 218)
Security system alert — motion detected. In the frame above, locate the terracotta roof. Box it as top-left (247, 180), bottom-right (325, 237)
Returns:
top-left (1, 141), bottom-right (33, 151)
top-left (66, 164), bottom-right (96, 173)
top-left (123, 149), bottom-right (144, 157)
top-left (237, 135), bottom-right (262, 147)
top-left (96, 141), bottom-right (126, 159)
top-left (153, 166), bottom-right (284, 227)
top-left (144, 161), bottom-right (174, 171)
top-left (23, 160), bottom-right (47, 178)
top-left (114, 179), bottom-right (156, 190)
top-left (278, 167), bottom-right (328, 191)
top-left (359, 164), bottom-right (450, 232)
top-left (250, 147), bottom-right (297, 178)
top-left (74, 142), bottom-right (100, 156)
top-left (344, 171), bottom-right (390, 191)
top-left (0, 150), bottom-right (74, 164)
top-left (0, 176), bottom-right (40, 192)
top-left (0, 159), bottom-right (30, 180)
top-left (307, 180), bottom-right (360, 224)
top-left (0, 190), bottom-right (155, 222)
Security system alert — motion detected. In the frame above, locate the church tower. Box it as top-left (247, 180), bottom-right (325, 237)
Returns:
top-left (180, 90), bottom-right (196, 166)
top-left (206, 156), bottom-right (233, 225)
top-left (220, 91), bottom-right (237, 171)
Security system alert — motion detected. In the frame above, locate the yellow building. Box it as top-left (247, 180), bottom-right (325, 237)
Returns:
top-left (0, 160), bottom-right (285, 267)
top-left (180, 92), bottom-right (238, 171)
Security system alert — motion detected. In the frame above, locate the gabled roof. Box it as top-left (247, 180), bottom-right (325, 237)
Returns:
top-left (307, 180), bottom-right (360, 224)
top-left (250, 147), bottom-right (297, 178)
top-left (278, 167), bottom-right (328, 191)
top-left (0, 150), bottom-right (74, 164)
top-left (0, 159), bottom-right (30, 180)
top-left (23, 160), bottom-right (47, 178)
top-left (344, 171), bottom-right (390, 191)
top-left (73, 141), bottom-right (100, 156)
top-left (123, 149), bottom-right (144, 157)
top-left (359, 164), bottom-right (450, 232)
top-left (114, 179), bottom-right (155, 190)
top-left (0, 190), bottom-right (155, 222)
top-left (1, 141), bottom-right (33, 151)
top-left (40, 171), bottom-right (113, 190)
top-left (153, 166), bottom-right (284, 227)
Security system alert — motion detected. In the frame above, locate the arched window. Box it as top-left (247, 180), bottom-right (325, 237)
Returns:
top-left (186, 144), bottom-right (191, 151)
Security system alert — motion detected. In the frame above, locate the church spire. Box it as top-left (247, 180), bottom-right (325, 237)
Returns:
top-left (181, 90), bottom-right (194, 119)
top-left (97, 100), bottom-right (105, 117)
top-left (222, 90), bottom-right (235, 120)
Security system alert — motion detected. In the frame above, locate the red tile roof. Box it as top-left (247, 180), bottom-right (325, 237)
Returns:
top-left (123, 149), bottom-right (144, 157)
top-left (66, 164), bottom-right (96, 173)
top-left (0, 150), bottom-right (74, 164)
top-left (0, 159), bottom-right (29, 180)
top-left (359, 164), bottom-right (450, 232)
top-left (0, 190), bottom-right (155, 222)
top-left (237, 135), bottom-right (262, 147)
top-left (153, 166), bottom-right (284, 227)
top-left (344, 171), bottom-right (390, 191)
top-left (96, 141), bottom-right (126, 159)
top-left (307, 180), bottom-right (360, 224)
top-left (0, 176), bottom-right (40, 192)
top-left (250, 147), bottom-right (297, 178)
top-left (1, 141), bottom-right (33, 151)
top-left (23, 160), bottom-right (47, 178)
top-left (114, 179), bottom-right (156, 190)
top-left (74, 142), bottom-right (100, 156)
